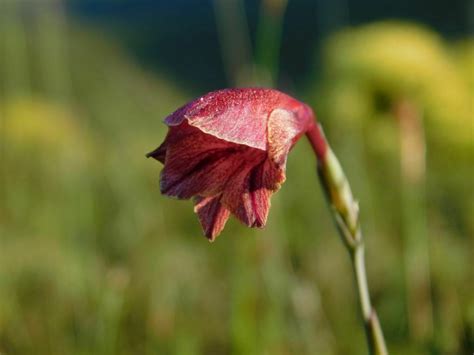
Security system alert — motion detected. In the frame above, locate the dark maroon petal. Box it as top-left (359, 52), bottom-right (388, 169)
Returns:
top-left (146, 142), bottom-right (167, 163)
top-left (194, 196), bottom-right (230, 241)
top-left (220, 163), bottom-right (255, 226)
top-left (161, 147), bottom-right (244, 199)
top-left (222, 158), bottom-right (283, 228)
top-left (159, 124), bottom-right (259, 199)
top-left (147, 122), bottom-right (205, 163)
top-left (244, 160), bottom-right (273, 227)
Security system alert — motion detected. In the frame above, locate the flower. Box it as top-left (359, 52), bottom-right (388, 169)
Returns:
top-left (147, 88), bottom-right (320, 241)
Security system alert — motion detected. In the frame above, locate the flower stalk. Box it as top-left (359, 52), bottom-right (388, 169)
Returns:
top-left (307, 124), bottom-right (388, 355)
top-left (148, 88), bottom-right (389, 353)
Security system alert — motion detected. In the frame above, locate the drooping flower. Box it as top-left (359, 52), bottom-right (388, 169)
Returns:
top-left (147, 88), bottom-right (325, 240)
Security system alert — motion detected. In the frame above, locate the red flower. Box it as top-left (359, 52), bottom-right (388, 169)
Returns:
top-left (147, 88), bottom-right (321, 241)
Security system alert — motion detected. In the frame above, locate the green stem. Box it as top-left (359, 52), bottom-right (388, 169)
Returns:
top-left (353, 245), bottom-right (371, 321)
top-left (307, 124), bottom-right (389, 355)
top-left (331, 205), bottom-right (388, 355)
top-left (352, 242), bottom-right (387, 355)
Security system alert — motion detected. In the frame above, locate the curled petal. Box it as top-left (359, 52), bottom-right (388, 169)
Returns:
top-left (194, 196), bottom-right (230, 241)
top-left (244, 160), bottom-right (273, 227)
top-left (222, 158), bottom-right (282, 228)
top-left (267, 108), bottom-right (312, 167)
top-left (221, 164), bottom-right (253, 226)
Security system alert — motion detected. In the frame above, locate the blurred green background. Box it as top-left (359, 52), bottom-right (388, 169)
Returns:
top-left (0, 0), bottom-right (472, 354)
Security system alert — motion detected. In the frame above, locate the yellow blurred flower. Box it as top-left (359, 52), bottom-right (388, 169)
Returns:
top-left (322, 21), bottom-right (472, 148)
top-left (451, 39), bottom-right (474, 91)
top-left (2, 97), bottom-right (93, 166)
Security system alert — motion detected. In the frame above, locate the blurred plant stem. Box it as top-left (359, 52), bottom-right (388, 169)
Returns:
top-left (255, 0), bottom-right (288, 86)
top-left (3, 1), bottom-right (30, 97)
top-left (307, 125), bottom-right (389, 355)
top-left (217, 2), bottom-right (294, 352)
top-left (1, 1), bottom-right (28, 219)
top-left (254, 2), bottom-right (291, 347)
top-left (213, 0), bottom-right (253, 86)
top-left (214, 0), bottom-right (288, 87)
top-left (395, 99), bottom-right (434, 342)
top-left (315, 0), bottom-right (348, 38)
top-left (257, 202), bottom-right (287, 353)
top-left (230, 236), bottom-right (259, 355)
top-left (35, 0), bottom-right (71, 102)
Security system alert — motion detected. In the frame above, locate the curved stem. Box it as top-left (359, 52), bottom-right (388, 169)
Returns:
top-left (353, 246), bottom-right (371, 320)
top-left (306, 124), bottom-right (389, 355)
top-left (352, 242), bottom-right (387, 355)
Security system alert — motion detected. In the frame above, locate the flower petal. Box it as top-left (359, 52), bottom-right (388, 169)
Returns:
top-left (267, 108), bottom-right (310, 167)
top-left (146, 142), bottom-right (167, 163)
top-left (159, 124), bottom-right (252, 199)
top-left (222, 158), bottom-right (283, 227)
top-left (147, 122), bottom-right (211, 163)
top-left (161, 147), bottom-right (238, 199)
top-left (164, 89), bottom-right (308, 151)
top-left (194, 195), bottom-right (230, 241)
